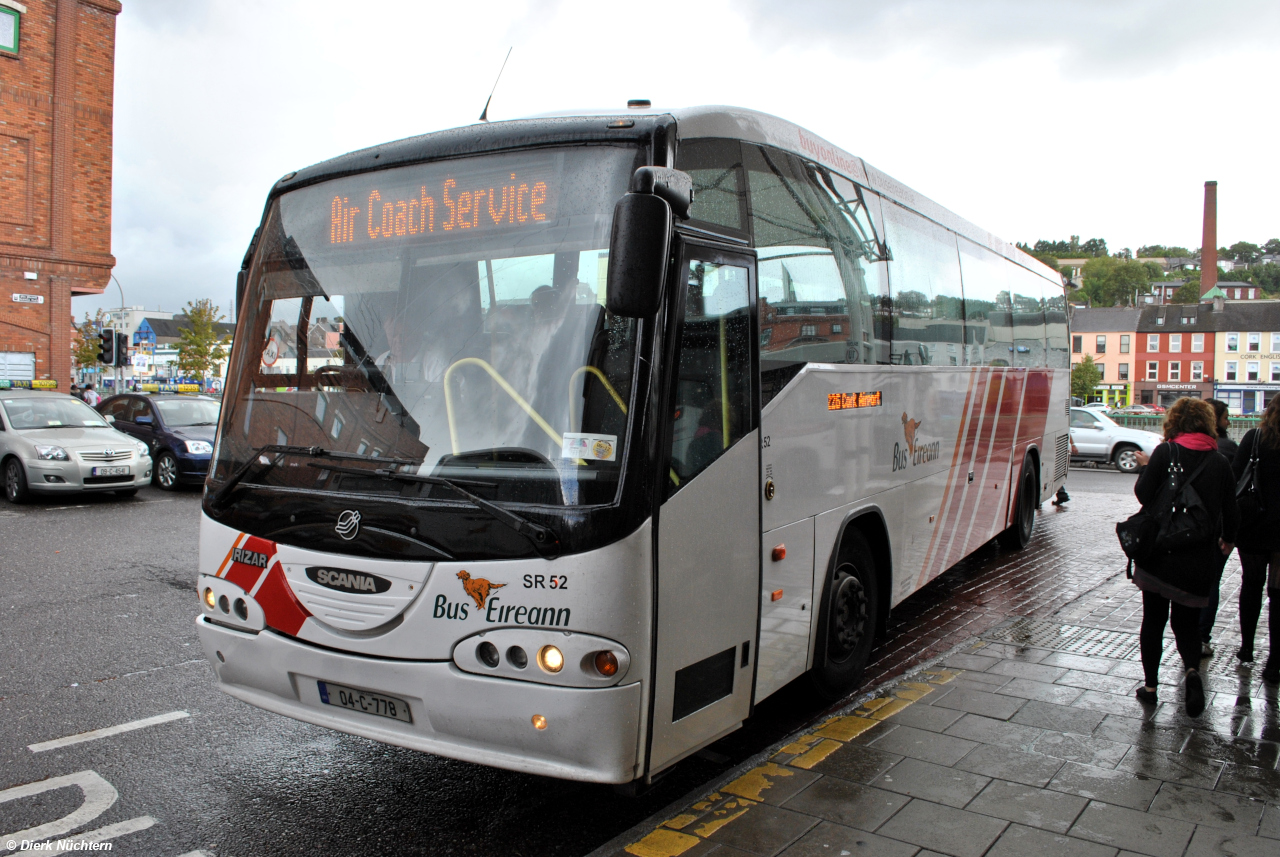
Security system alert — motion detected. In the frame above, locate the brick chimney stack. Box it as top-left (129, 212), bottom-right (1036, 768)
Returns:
top-left (1201, 181), bottom-right (1218, 296)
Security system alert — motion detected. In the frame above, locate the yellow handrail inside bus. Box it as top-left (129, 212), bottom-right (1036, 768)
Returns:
top-left (443, 358), bottom-right (563, 455)
top-left (568, 365), bottom-right (628, 428)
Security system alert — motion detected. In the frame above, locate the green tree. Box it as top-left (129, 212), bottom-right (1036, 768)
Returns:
top-left (1170, 279), bottom-right (1201, 304)
top-left (72, 309), bottom-right (108, 374)
top-left (1137, 244), bottom-right (1192, 258)
top-left (176, 299), bottom-right (231, 381)
top-left (1080, 257), bottom-right (1150, 306)
top-left (1253, 263), bottom-right (1280, 293)
top-left (1263, 239), bottom-right (1280, 256)
top-left (1072, 355), bottom-right (1101, 400)
top-left (1224, 241), bottom-right (1262, 263)
top-left (1080, 237), bottom-right (1109, 257)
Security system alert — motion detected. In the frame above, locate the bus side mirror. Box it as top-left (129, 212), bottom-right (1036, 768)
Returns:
top-left (606, 168), bottom-right (692, 318)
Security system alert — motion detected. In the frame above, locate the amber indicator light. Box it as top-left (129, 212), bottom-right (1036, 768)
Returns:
top-left (771, 544), bottom-right (786, 562)
top-left (594, 651), bottom-right (619, 677)
top-left (828, 391), bottom-right (882, 411)
top-left (771, 589), bottom-right (784, 602)
top-left (531, 714), bottom-right (547, 730)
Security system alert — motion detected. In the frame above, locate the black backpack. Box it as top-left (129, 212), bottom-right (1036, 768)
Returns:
top-left (1116, 443), bottom-right (1217, 573)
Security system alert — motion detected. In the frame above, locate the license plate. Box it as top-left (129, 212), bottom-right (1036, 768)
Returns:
top-left (91, 466), bottom-right (130, 477)
top-left (317, 680), bottom-right (411, 723)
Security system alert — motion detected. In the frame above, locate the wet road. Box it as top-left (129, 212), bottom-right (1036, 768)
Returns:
top-left (1, 470), bottom-right (1134, 856)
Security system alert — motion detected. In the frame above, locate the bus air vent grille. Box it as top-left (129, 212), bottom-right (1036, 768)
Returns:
top-left (1053, 433), bottom-right (1069, 480)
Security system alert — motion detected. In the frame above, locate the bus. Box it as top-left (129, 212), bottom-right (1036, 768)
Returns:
top-left (196, 105), bottom-right (1070, 785)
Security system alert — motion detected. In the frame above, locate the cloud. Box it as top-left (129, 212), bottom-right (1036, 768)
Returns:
top-left (739, 0), bottom-right (1280, 73)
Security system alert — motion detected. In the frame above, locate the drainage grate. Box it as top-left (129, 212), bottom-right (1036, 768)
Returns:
top-left (982, 617), bottom-right (1142, 660)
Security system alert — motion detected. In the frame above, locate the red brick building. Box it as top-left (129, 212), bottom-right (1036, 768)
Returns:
top-left (0, 0), bottom-right (120, 387)
top-left (1134, 304), bottom-right (1217, 407)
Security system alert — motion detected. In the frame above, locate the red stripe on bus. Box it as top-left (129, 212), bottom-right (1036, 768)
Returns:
top-left (255, 562), bottom-right (312, 637)
top-left (926, 367), bottom-right (995, 584)
top-left (215, 533), bottom-right (247, 578)
top-left (917, 368), bottom-right (982, 587)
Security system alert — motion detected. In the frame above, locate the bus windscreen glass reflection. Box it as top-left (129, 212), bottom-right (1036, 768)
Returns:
top-left (215, 145), bottom-right (644, 508)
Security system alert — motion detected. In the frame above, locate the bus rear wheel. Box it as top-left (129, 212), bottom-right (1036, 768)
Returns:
top-left (997, 455), bottom-right (1037, 550)
top-left (809, 531), bottom-right (879, 701)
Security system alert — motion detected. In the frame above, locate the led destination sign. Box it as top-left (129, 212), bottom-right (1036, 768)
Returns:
top-left (329, 170), bottom-right (558, 246)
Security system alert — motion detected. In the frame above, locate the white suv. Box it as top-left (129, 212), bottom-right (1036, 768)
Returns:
top-left (1069, 407), bottom-right (1162, 473)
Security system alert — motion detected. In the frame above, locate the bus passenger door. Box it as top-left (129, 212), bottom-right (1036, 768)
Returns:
top-left (649, 245), bottom-right (761, 775)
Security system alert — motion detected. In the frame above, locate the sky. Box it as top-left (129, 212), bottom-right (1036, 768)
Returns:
top-left (78, 0), bottom-right (1280, 319)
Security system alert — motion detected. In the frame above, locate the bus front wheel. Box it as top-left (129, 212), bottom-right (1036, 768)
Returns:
top-left (809, 531), bottom-right (879, 701)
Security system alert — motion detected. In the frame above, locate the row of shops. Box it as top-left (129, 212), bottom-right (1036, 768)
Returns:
top-left (1084, 380), bottom-right (1279, 412)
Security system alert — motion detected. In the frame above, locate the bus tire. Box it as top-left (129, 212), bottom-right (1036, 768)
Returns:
top-left (997, 454), bottom-right (1037, 550)
top-left (809, 530), bottom-right (879, 701)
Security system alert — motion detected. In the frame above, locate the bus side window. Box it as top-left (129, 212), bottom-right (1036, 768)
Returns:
top-left (1045, 284), bottom-right (1070, 369)
top-left (667, 262), bottom-right (754, 497)
top-left (881, 202), bottom-right (965, 367)
top-left (958, 239), bottom-right (1014, 367)
top-left (1010, 265), bottom-right (1047, 368)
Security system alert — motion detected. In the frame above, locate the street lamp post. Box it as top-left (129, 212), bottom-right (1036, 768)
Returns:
top-left (110, 274), bottom-right (126, 394)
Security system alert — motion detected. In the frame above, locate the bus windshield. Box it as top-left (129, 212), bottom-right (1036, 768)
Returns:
top-left (214, 145), bottom-right (644, 508)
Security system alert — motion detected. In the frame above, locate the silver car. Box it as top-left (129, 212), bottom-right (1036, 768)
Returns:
top-left (0, 390), bottom-right (153, 502)
top-left (1069, 406), bottom-right (1162, 473)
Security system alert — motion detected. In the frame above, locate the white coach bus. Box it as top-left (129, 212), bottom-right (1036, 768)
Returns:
top-left (197, 105), bottom-right (1070, 784)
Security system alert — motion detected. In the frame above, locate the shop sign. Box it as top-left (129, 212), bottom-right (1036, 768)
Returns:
top-left (11, 293), bottom-right (43, 304)
top-left (1156, 384), bottom-right (1200, 390)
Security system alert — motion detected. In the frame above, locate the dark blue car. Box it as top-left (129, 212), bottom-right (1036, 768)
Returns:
top-left (97, 394), bottom-right (220, 490)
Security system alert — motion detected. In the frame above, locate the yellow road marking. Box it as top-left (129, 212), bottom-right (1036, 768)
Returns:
top-left (870, 698), bottom-right (914, 720)
top-left (721, 762), bottom-right (795, 801)
top-left (624, 829), bottom-right (702, 857)
top-left (691, 792), bottom-right (721, 811)
top-left (789, 738), bottom-right (843, 770)
top-left (860, 697), bottom-right (892, 712)
top-left (813, 715), bottom-right (878, 741)
top-left (693, 802), bottom-right (754, 837)
top-left (662, 814), bottom-right (699, 830)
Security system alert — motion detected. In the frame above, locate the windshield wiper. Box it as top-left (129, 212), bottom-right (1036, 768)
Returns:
top-left (209, 445), bottom-right (422, 511)
top-left (313, 462), bottom-right (560, 556)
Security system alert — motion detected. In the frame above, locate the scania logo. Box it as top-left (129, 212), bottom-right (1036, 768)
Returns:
top-left (335, 510), bottom-right (361, 540)
top-left (306, 566), bottom-right (392, 594)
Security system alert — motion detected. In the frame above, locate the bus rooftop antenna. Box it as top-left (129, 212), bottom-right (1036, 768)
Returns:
top-left (478, 47), bottom-right (513, 123)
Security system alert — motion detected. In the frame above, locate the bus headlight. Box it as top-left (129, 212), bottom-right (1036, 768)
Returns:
top-left (537, 645), bottom-right (564, 673)
top-left (203, 587), bottom-right (216, 609)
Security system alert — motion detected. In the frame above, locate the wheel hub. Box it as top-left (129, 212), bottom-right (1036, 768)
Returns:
top-left (828, 568), bottom-right (867, 662)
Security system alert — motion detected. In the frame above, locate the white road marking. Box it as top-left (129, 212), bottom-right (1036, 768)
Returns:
top-left (50, 815), bottom-right (157, 847)
top-left (176, 851), bottom-right (215, 857)
top-left (0, 770), bottom-right (118, 848)
top-left (28, 710), bottom-right (190, 753)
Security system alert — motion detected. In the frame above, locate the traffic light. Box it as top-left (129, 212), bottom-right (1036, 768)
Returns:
top-left (98, 328), bottom-right (115, 365)
top-left (115, 331), bottom-right (128, 368)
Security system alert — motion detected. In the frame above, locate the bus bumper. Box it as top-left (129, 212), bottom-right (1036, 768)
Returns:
top-left (196, 616), bottom-right (644, 783)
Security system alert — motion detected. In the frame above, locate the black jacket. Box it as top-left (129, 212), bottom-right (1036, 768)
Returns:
top-left (1134, 439), bottom-right (1239, 597)
top-left (1231, 428), bottom-right (1280, 554)
top-left (1219, 435), bottom-right (1240, 460)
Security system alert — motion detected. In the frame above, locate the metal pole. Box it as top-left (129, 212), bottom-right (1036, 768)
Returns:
top-left (111, 274), bottom-right (126, 392)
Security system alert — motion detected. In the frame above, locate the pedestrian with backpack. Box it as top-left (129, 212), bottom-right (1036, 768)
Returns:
top-left (1131, 397), bottom-right (1238, 716)
top-left (1195, 398), bottom-right (1239, 657)
top-left (1230, 396), bottom-right (1280, 685)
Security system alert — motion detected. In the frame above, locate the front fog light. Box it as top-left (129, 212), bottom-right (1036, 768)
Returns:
top-left (537, 645), bottom-right (564, 673)
top-left (203, 587), bottom-right (216, 609)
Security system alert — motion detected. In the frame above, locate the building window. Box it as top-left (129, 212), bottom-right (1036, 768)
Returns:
top-left (1248, 333), bottom-right (1261, 353)
top-left (1249, 288), bottom-right (1256, 299)
top-left (1272, 362), bottom-right (1280, 383)
top-left (1226, 361), bottom-right (1238, 381)
top-left (1147, 361), bottom-right (1159, 381)
top-left (331, 414), bottom-right (345, 439)
top-left (1181, 315), bottom-right (1192, 325)
top-left (1120, 335), bottom-right (1130, 353)
top-left (1191, 334), bottom-right (1204, 353)
top-left (1072, 335), bottom-right (1082, 353)
top-left (1235, 289), bottom-right (1242, 299)
top-left (1147, 334), bottom-right (1159, 352)
top-left (1191, 361), bottom-right (1204, 382)
top-left (1095, 335), bottom-right (1106, 354)
top-left (1168, 362), bottom-right (1180, 381)
top-left (1118, 363), bottom-right (1129, 381)
top-left (1156, 315), bottom-right (1165, 326)
top-left (1097, 364), bottom-right (1105, 381)
top-left (799, 324), bottom-right (816, 337)
top-left (831, 323), bottom-right (842, 334)
top-left (1272, 333), bottom-right (1280, 353)
top-left (0, 7), bottom-right (18, 56)
top-left (1248, 361), bottom-right (1260, 381)
top-left (1227, 333), bottom-right (1239, 352)
top-left (1169, 334), bottom-right (1182, 352)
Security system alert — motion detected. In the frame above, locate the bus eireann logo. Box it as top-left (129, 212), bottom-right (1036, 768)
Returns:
top-left (902, 412), bottom-right (923, 455)
top-left (336, 510), bottom-right (361, 540)
top-left (457, 570), bottom-right (505, 610)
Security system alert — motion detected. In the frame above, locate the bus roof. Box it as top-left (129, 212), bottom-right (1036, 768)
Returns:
top-left (274, 105), bottom-right (1059, 286)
